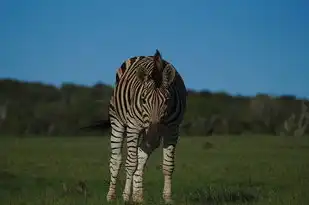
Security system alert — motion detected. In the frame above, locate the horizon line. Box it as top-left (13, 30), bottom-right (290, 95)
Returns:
top-left (1, 77), bottom-right (308, 100)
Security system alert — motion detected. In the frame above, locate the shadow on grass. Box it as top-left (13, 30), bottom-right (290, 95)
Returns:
top-left (185, 185), bottom-right (258, 204)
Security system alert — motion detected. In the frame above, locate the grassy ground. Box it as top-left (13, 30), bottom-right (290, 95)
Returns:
top-left (0, 135), bottom-right (309, 205)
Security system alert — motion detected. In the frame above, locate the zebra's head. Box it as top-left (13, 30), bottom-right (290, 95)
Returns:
top-left (136, 50), bottom-right (176, 147)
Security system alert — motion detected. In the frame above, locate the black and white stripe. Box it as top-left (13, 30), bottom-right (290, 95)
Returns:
top-left (103, 49), bottom-right (187, 204)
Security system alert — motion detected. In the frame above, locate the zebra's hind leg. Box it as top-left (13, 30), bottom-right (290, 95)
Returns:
top-left (162, 135), bottom-right (178, 204)
top-left (106, 120), bottom-right (125, 202)
top-left (122, 122), bottom-right (140, 203)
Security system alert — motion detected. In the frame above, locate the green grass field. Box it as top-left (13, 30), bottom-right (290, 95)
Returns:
top-left (1, 135), bottom-right (309, 205)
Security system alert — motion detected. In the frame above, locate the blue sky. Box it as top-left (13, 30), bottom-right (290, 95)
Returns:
top-left (1, 0), bottom-right (308, 97)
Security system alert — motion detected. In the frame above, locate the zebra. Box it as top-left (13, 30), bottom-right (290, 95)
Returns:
top-left (83, 49), bottom-right (187, 204)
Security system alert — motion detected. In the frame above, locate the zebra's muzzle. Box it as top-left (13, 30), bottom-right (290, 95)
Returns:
top-left (140, 123), bottom-right (166, 154)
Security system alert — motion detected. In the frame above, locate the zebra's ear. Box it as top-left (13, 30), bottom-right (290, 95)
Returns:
top-left (154, 49), bottom-right (163, 71)
top-left (162, 65), bottom-right (176, 88)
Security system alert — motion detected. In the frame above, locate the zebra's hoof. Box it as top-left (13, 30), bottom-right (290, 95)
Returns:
top-left (122, 193), bottom-right (130, 203)
top-left (163, 196), bottom-right (174, 205)
top-left (132, 187), bottom-right (144, 204)
top-left (106, 192), bottom-right (116, 202)
top-left (132, 195), bottom-right (143, 204)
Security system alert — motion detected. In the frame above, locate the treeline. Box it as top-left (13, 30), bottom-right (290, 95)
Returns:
top-left (0, 78), bottom-right (308, 137)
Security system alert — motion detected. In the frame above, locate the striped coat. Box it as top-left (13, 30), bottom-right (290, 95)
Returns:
top-left (92, 50), bottom-right (187, 204)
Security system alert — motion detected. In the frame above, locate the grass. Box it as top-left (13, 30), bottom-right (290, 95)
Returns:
top-left (1, 135), bottom-right (309, 205)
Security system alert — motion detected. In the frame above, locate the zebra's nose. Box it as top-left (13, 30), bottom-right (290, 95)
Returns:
top-left (149, 123), bottom-right (159, 132)
top-left (148, 123), bottom-right (166, 135)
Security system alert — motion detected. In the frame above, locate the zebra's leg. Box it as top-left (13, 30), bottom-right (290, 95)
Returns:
top-left (131, 148), bottom-right (149, 203)
top-left (122, 122), bottom-right (140, 202)
top-left (162, 134), bottom-right (178, 204)
top-left (106, 119), bottom-right (125, 202)
top-left (132, 132), bottom-right (161, 203)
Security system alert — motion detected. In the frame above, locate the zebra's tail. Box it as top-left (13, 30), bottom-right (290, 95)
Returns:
top-left (79, 118), bottom-right (111, 131)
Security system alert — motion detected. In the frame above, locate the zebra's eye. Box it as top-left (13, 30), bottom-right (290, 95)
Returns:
top-left (141, 98), bottom-right (146, 104)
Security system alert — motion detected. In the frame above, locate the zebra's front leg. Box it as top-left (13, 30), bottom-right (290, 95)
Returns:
top-left (132, 147), bottom-right (149, 203)
top-left (122, 124), bottom-right (140, 203)
top-left (106, 121), bottom-right (125, 202)
top-left (162, 136), bottom-right (178, 204)
top-left (132, 132), bottom-right (161, 203)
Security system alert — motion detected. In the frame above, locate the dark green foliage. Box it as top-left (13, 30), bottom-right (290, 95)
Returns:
top-left (0, 78), bottom-right (308, 137)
